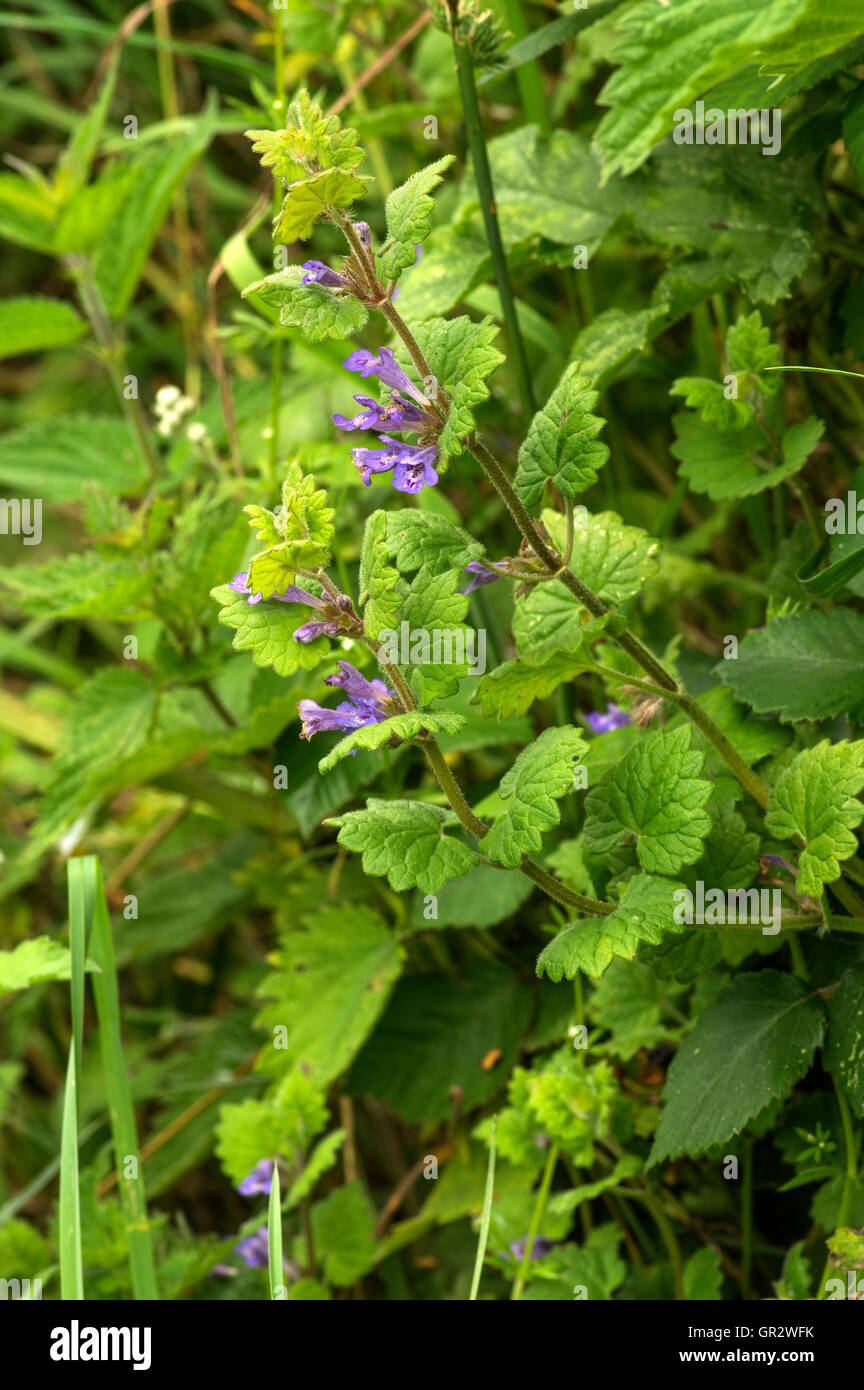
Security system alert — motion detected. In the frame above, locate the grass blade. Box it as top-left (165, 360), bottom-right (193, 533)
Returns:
top-left (59, 860), bottom-right (88, 1300)
top-left (268, 1164), bottom-right (283, 1300)
top-left (84, 855), bottom-right (159, 1300)
top-left (469, 1117), bottom-right (496, 1301)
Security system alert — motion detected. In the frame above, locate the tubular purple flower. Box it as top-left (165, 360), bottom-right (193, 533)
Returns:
top-left (298, 661), bottom-right (393, 743)
top-left (228, 571), bottom-right (310, 606)
top-left (353, 221), bottom-right (372, 248)
top-left (301, 259), bottom-right (351, 289)
top-left (392, 447), bottom-right (438, 495)
top-left (509, 1235), bottom-right (555, 1262)
top-left (461, 559), bottom-right (507, 595)
top-left (237, 1159), bottom-right (276, 1197)
top-left (233, 1228), bottom-right (269, 1268)
top-left (333, 392), bottom-right (426, 434)
top-left (585, 703), bottom-right (631, 734)
top-left (325, 659), bottom-right (391, 710)
top-left (342, 346), bottom-right (429, 408)
top-left (351, 442), bottom-right (401, 486)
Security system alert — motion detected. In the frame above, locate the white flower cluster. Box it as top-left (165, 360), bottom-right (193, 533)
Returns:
top-left (154, 385), bottom-right (208, 444)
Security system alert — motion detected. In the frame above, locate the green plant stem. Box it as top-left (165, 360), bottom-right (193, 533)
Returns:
top-left (818, 1089), bottom-right (859, 1297)
top-left (511, 1143), bottom-right (559, 1300)
top-left (470, 1117), bottom-right (497, 1300)
top-left (501, 0), bottom-right (551, 137)
top-left (448, 10), bottom-right (535, 422)
top-left (635, 1186), bottom-right (685, 1300)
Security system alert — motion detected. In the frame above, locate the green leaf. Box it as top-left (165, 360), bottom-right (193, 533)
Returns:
top-left (286, 1130), bottom-right (345, 1209)
top-left (408, 314), bottom-right (503, 464)
top-left (542, 507), bottom-right (661, 604)
top-left (0, 937), bottom-right (73, 995)
top-left (244, 464), bottom-right (335, 594)
top-left (670, 376), bottom-right (754, 430)
top-left (594, 0), bottom-right (864, 179)
top-left (727, 310), bottom-right (782, 384)
top-left (398, 566), bottom-right (475, 701)
top-left (348, 961), bottom-right (533, 1122)
top-left (216, 1070), bottom-right (327, 1185)
top-left (671, 413), bottom-right (823, 500)
top-left (211, 584), bottom-right (329, 677)
top-left (247, 92), bottom-right (365, 181)
top-left (824, 964), bottom-right (864, 1116)
top-left (257, 903), bottom-right (403, 1085)
top-left (0, 417), bottom-right (147, 502)
top-left (482, 727), bottom-right (588, 868)
top-left (590, 959), bottom-right (671, 1059)
top-left (718, 610), bottom-right (864, 722)
top-left (649, 972), bottom-right (825, 1165)
top-left (0, 172), bottom-right (56, 253)
top-left (242, 265), bottom-right (367, 341)
top-left (386, 509), bottom-right (483, 580)
top-left (683, 1247), bottom-right (724, 1300)
top-left (537, 874), bottom-right (685, 982)
top-left (327, 798), bottom-right (480, 893)
top-left (359, 509), bottom-right (400, 641)
top-left (275, 168), bottom-right (368, 243)
top-left (309, 1183), bottom-right (377, 1286)
top-left (476, 650), bottom-right (594, 720)
top-left (381, 155), bottom-right (455, 279)
top-left (765, 740), bottom-right (864, 897)
top-left (317, 710), bottom-right (466, 774)
top-left (0, 297), bottom-right (86, 358)
top-left (573, 304), bottom-right (669, 389)
top-left (515, 363), bottom-right (609, 511)
top-left (584, 725), bottom-right (713, 875)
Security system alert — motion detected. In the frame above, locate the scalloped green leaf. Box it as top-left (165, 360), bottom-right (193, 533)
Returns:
top-left (718, 610), bottom-right (864, 722)
top-left (317, 710), bottom-right (466, 774)
top-left (765, 739), bottom-right (864, 898)
top-left (381, 155), bottom-right (455, 279)
top-left (515, 362), bottom-right (609, 511)
top-left (537, 874), bottom-right (685, 982)
top-left (482, 726), bottom-right (589, 868)
top-left (359, 509), bottom-right (401, 641)
top-left (408, 314), bottom-right (503, 464)
top-left (275, 168), bottom-right (368, 244)
top-left (243, 266), bottom-right (367, 341)
top-left (327, 798), bottom-right (480, 893)
top-left (211, 584), bottom-right (329, 677)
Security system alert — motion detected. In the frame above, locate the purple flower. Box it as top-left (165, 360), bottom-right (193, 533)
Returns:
top-left (353, 222), bottom-right (372, 248)
top-left (226, 574), bottom-right (353, 644)
top-left (233, 1228), bottom-right (269, 1268)
top-left (333, 392), bottom-right (427, 434)
top-left (237, 1159), bottom-right (276, 1197)
top-left (760, 853), bottom-right (797, 875)
top-left (343, 346), bottom-right (428, 407)
top-left (298, 660), bottom-right (393, 742)
top-left (509, 1235), bottom-right (555, 1262)
top-left (351, 441), bottom-right (402, 486)
top-left (301, 259), bottom-right (350, 290)
top-left (461, 560), bottom-right (507, 595)
top-left (585, 703), bottom-right (631, 734)
top-left (392, 445), bottom-right (438, 495)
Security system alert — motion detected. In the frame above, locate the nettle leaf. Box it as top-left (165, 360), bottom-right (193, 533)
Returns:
top-left (211, 584), bottom-right (329, 677)
top-left (359, 510), bottom-right (400, 641)
top-left (386, 509), bottom-right (484, 580)
top-left (515, 363), bottom-right (609, 511)
top-left (247, 92), bottom-right (365, 182)
top-left (409, 314), bottom-right (504, 464)
top-left (537, 874), bottom-right (685, 982)
top-left (242, 266), bottom-right (367, 341)
top-left (671, 413), bottom-right (823, 501)
top-left (327, 798), bottom-right (480, 892)
top-left (542, 508), bottom-right (661, 604)
top-left (0, 937), bottom-right (73, 996)
top-left (670, 377), bottom-right (754, 430)
top-left (727, 310), bottom-right (781, 386)
top-left (0, 296), bottom-right (87, 359)
top-left (482, 727), bottom-right (588, 868)
top-left (381, 155), bottom-right (455, 280)
top-left (476, 650), bottom-right (593, 720)
top-left (584, 725), bottom-right (713, 875)
top-left (765, 740), bottom-right (864, 898)
top-left (310, 1183), bottom-right (377, 1287)
top-left (0, 552), bottom-right (152, 622)
top-left (0, 416), bottom-right (147, 502)
top-left (824, 963), bottom-right (864, 1116)
top-left (216, 1071), bottom-right (327, 1186)
top-left (317, 711), bottom-right (466, 774)
top-left (719, 610), bottom-right (864, 722)
top-left (256, 903), bottom-right (404, 1086)
top-left (275, 168), bottom-right (368, 244)
top-left (649, 972), bottom-right (826, 1165)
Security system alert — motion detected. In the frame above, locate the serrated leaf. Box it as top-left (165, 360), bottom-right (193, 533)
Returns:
top-left (327, 798), bottom-right (480, 893)
top-left (727, 310), bottom-right (781, 384)
top-left (275, 168), bottom-right (368, 243)
top-left (247, 92), bottom-right (365, 182)
top-left (0, 552), bottom-right (152, 621)
top-left (0, 937), bottom-right (73, 995)
top-left (649, 972), bottom-right (826, 1165)
top-left (515, 362), bottom-right (609, 511)
top-left (310, 1183), bottom-right (377, 1287)
top-left (0, 297), bottom-right (86, 359)
top-left (482, 727), bottom-right (588, 868)
top-left (359, 510), bottom-right (400, 641)
top-left (216, 1071), bottom-right (327, 1186)
top-left (286, 1130), bottom-right (345, 1209)
top-left (408, 314), bottom-right (503, 463)
top-left (584, 725), bottom-right (713, 875)
top-left (476, 650), bottom-right (593, 720)
top-left (670, 377), bottom-right (754, 430)
top-left (256, 903), bottom-right (403, 1085)
top-left (398, 566), bottom-right (474, 701)
top-left (243, 265), bottom-right (367, 341)
top-left (765, 740), bottom-right (864, 898)
top-left (671, 413), bottom-right (823, 500)
top-left (718, 610), bottom-right (864, 722)
top-left (317, 710), bottom-right (466, 774)
top-left (0, 417), bottom-right (147, 502)
top-left (381, 155), bottom-right (455, 279)
top-left (537, 874), bottom-right (685, 982)
top-left (542, 507), bottom-right (660, 602)
top-left (386, 508), bottom-right (484, 579)
top-left (211, 584), bottom-right (329, 677)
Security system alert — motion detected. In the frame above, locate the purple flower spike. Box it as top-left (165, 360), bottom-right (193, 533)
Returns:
top-left (333, 392), bottom-right (426, 435)
top-left (237, 1159), bottom-right (276, 1197)
top-left (343, 347), bottom-right (428, 407)
top-left (325, 659), bottom-right (391, 709)
top-left (233, 1228), bottom-right (269, 1268)
top-left (461, 560), bottom-right (506, 595)
top-left (298, 661), bottom-right (393, 744)
top-left (509, 1235), bottom-right (555, 1262)
top-left (301, 260), bottom-right (351, 290)
top-left (392, 447), bottom-right (438, 495)
top-left (585, 703), bottom-right (631, 734)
